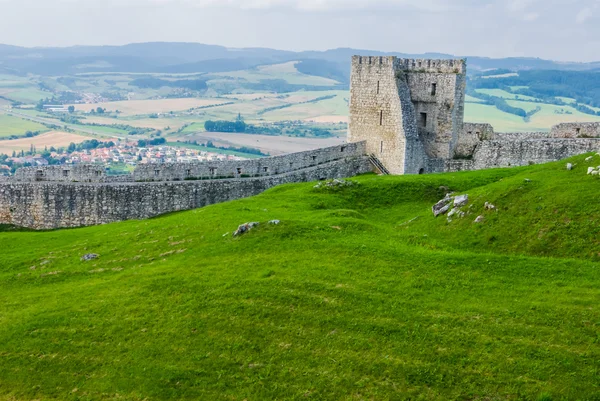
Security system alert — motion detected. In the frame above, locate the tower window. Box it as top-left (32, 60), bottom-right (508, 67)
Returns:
top-left (380, 111), bottom-right (383, 126)
top-left (419, 112), bottom-right (427, 128)
top-left (431, 83), bottom-right (437, 96)
top-left (576, 128), bottom-right (581, 136)
top-left (380, 141), bottom-right (383, 153)
top-left (377, 81), bottom-right (380, 94)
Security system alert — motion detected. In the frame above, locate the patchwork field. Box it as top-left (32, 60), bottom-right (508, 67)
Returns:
top-left (0, 131), bottom-right (90, 154)
top-left (0, 113), bottom-right (49, 138)
top-left (176, 132), bottom-right (346, 155)
top-left (213, 61), bottom-right (341, 86)
top-left (68, 98), bottom-right (232, 116)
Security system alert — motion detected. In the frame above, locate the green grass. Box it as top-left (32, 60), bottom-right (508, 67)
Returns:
top-left (475, 89), bottom-right (540, 102)
top-left (0, 113), bottom-right (48, 137)
top-left (1, 155), bottom-right (600, 400)
top-left (212, 62), bottom-right (340, 86)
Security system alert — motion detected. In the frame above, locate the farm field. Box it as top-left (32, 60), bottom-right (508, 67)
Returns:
top-left (213, 61), bottom-right (341, 86)
top-left (0, 113), bottom-right (49, 138)
top-left (1, 156), bottom-right (600, 399)
top-left (68, 98), bottom-right (232, 117)
top-left (176, 132), bottom-right (346, 155)
top-left (0, 131), bottom-right (90, 154)
top-left (166, 141), bottom-right (263, 158)
top-left (475, 88), bottom-right (540, 101)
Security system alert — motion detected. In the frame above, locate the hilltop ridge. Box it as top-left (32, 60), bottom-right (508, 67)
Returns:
top-left (1, 155), bottom-right (599, 399)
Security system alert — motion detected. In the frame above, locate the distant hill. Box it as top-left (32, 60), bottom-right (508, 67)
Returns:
top-left (1, 42), bottom-right (599, 80)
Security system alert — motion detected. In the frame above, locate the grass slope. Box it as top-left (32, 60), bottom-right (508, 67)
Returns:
top-left (1, 155), bottom-right (600, 400)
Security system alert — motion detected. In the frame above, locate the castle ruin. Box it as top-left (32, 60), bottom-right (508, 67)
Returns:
top-left (1, 56), bottom-right (600, 229)
top-left (349, 56), bottom-right (466, 174)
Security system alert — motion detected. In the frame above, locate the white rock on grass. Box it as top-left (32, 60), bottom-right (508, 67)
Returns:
top-left (566, 163), bottom-right (573, 171)
top-left (485, 202), bottom-right (496, 210)
top-left (586, 156), bottom-right (594, 162)
top-left (454, 195), bottom-right (469, 208)
top-left (432, 194), bottom-right (453, 217)
top-left (593, 171), bottom-right (599, 176)
top-left (474, 216), bottom-right (485, 224)
top-left (588, 167), bottom-right (596, 175)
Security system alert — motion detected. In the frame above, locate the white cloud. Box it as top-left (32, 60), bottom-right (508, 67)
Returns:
top-left (576, 6), bottom-right (596, 23)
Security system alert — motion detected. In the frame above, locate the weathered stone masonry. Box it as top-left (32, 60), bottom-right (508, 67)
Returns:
top-left (347, 55), bottom-right (600, 175)
top-left (0, 143), bottom-right (372, 229)
top-left (4, 56), bottom-right (600, 230)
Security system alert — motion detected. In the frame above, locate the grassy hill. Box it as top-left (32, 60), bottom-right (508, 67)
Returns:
top-left (1, 155), bottom-right (600, 400)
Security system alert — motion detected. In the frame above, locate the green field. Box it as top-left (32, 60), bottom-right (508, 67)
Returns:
top-left (0, 113), bottom-right (49, 138)
top-left (2, 155), bottom-right (600, 400)
top-left (475, 88), bottom-right (541, 102)
top-left (212, 62), bottom-right (341, 86)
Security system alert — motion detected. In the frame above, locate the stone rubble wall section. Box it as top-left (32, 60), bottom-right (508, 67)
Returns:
top-left (493, 132), bottom-right (549, 141)
top-left (455, 123), bottom-right (495, 158)
top-left (550, 122), bottom-right (600, 138)
top-left (14, 164), bottom-right (108, 182)
top-left (472, 138), bottom-right (600, 170)
top-left (0, 157), bottom-right (373, 230)
top-left (132, 142), bottom-right (367, 182)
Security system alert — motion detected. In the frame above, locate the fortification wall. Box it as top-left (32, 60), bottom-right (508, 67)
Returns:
top-left (493, 132), bottom-right (549, 141)
top-left (472, 138), bottom-right (600, 170)
top-left (348, 55), bottom-right (465, 174)
top-left (349, 56), bottom-right (414, 174)
top-left (14, 165), bottom-right (108, 182)
top-left (133, 142), bottom-right (366, 181)
top-left (405, 66), bottom-right (466, 159)
top-left (455, 123), bottom-right (495, 158)
top-left (0, 157), bottom-right (373, 230)
top-left (550, 122), bottom-right (600, 138)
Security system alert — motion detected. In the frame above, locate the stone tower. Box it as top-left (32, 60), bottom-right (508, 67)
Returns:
top-left (348, 56), bottom-right (466, 174)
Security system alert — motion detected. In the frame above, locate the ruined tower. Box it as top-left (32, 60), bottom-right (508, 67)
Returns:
top-left (348, 56), bottom-right (466, 174)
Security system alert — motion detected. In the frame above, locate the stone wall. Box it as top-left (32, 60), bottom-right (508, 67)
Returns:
top-left (493, 132), bottom-right (549, 141)
top-left (14, 165), bottom-right (108, 182)
top-left (550, 122), bottom-right (600, 138)
top-left (0, 157), bottom-right (373, 230)
top-left (455, 123), bottom-right (495, 158)
top-left (472, 138), bottom-right (600, 170)
top-left (133, 142), bottom-right (366, 181)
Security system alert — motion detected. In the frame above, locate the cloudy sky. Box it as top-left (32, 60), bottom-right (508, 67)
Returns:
top-left (1, 0), bottom-right (598, 61)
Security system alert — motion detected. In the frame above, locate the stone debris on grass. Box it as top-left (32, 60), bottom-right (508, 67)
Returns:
top-left (81, 253), bottom-right (99, 261)
top-left (432, 194), bottom-right (453, 217)
top-left (454, 195), bottom-right (469, 208)
top-left (269, 220), bottom-right (281, 225)
top-left (587, 167), bottom-right (595, 175)
top-left (474, 216), bottom-right (485, 223)
top-left (485, 202), bottom-right (496, 211)
top-left (233, 222), bottom-right (260, 237)
top-left (313, 179), bottom-right (357, 189)
top-left (585, 156), bottom-right (594, 162)
top-left (433, 193), bottom-right (469, 219)
top-left (566, 163), bottom-right (573, 171)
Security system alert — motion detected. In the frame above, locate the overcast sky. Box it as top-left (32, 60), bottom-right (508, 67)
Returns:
top-left (1, 0), bottom-right (598, 61)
